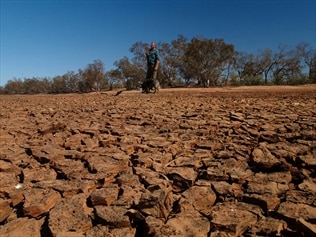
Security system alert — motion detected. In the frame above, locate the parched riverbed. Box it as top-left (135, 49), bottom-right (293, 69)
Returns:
top-left (0, 85), bottom-right (315, 236)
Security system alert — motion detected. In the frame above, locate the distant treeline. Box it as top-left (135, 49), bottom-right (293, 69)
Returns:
top-left (1, 35), bottom-right (315, 94)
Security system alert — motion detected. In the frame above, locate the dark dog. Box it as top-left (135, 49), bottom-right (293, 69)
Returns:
top-left (141, 79), bottom-right (160, 94)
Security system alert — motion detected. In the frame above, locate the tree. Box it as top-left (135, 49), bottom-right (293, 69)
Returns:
top-left (4, 78), bottom-right (24, 94)
top-left (311, 54), bottom-right (316, 83)
top-left (235, 52), bottom-right (258, 80)
top-left (81, 59), bottom-right (106, 92)
top-left (295, 42), bottom-right (316, 83)
top-left (257, 49), bottom-right (274, 84)
top-left (114, 56), bottom-right (144, 89)
top-left (159, 35), bottom-right (188, 87)
top-left (182, 37), bottom-right (234, 87)
top-left (221, 53), bottom-right (235, 86)
top-left (234, 50), bottom-right (272, 85)
top-left (64, 71), bottom-right (80, 92)
top-left (51, 75), bottom-right (67, 93)
top-left (129, 41), bottom-right (149, 69)
top-left (78, 69), bottom-right (92, 93)
top-left (213, 39), bottom-right (235, 85)
top-left (106, 69), bottom-right (122, 90)
top-left (23, 77), bottom-right (50, 94)
top-left (271, 45), bottom-right (302, 85)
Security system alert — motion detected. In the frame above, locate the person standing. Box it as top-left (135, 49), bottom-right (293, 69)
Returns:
top-left (145, 42), bottom-right (160, 80)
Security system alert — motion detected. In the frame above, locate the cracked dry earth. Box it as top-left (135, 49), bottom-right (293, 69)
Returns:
top-left (0, 85), bottom-right (315, 237)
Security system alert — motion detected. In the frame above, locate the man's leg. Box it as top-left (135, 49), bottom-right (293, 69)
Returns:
top-left (152, 69), bottom-right (157, 79)
top-left (146, 65), bottom-right (155, 79)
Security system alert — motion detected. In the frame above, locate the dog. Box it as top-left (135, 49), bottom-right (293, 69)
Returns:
top-left (141, 79), bottom-right (160, 94)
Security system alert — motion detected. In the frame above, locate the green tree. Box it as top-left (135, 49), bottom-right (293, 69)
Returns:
top-left (64, 71), bottom-right (80, 93)
top-left (160, 35), bottom-right (188, 87)
top-left (129, 41), bottom-right (149, 69)
top-left (114, 56), bottom-right (144, 89)
top-left (4, 78), bottom-right (24, 94)
top-left (182, 37), bottom-right (234, 87)
top-left (23, 77), bottom-right (50, 94)
top-left (106, 69), bottom-right (122, 90)
top-left (51, 75), bottom-right (67, 93)
top-left (81, 59), bottom-right (106, 92)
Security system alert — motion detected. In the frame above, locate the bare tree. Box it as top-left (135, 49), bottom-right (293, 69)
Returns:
top-left (271, 45), bottom-right (302, 84)
top-left (295, 42), bottom-right (316, 82)
top-left (257, 49), bottom-right (274, 84)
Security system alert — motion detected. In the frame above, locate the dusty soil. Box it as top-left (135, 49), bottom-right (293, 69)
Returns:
top-left (0, 85), bottom-right (315, 237)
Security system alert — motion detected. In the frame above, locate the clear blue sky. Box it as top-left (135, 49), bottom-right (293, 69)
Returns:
top-left (1, 0), bottom-right (315, 86)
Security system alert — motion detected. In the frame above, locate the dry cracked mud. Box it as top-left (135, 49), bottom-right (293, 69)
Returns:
top-left (0, 85), bottom-right (315, 237)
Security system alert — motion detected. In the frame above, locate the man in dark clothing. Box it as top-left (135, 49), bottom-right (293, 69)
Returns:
top-left (145, 42), bottom-right (160, 80)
